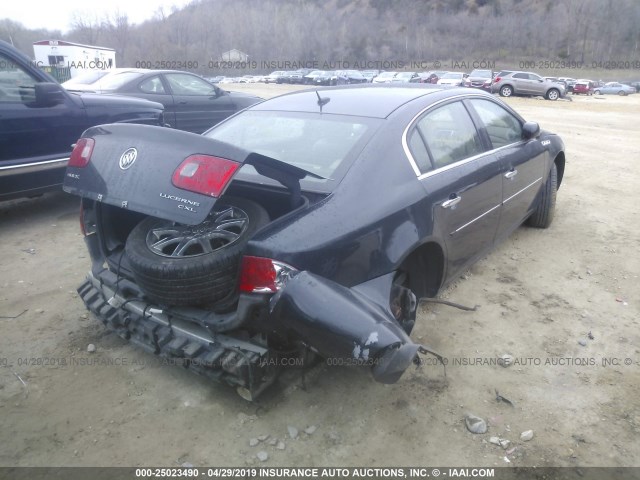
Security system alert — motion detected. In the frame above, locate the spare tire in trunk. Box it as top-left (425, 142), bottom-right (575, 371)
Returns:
top-left (124, 196), bottom-right (269, 306)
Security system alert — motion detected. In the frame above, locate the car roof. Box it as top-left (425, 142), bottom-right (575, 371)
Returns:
top-left (250, 85), bottom-right (444, 118)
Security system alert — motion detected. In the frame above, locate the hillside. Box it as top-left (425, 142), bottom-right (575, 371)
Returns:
top-left (2, 0), bottom-right (639, 75)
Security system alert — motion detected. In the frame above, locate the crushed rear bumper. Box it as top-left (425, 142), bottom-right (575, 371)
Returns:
top-left (78, 270), bottom-right (277, 400)
top-left (78, 268), bottom-right (438, 399)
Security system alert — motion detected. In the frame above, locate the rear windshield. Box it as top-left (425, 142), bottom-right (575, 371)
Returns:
top-left (469, 70), bottom-right (492, 78)
top-left (204, 110), bottom-right (381, 192)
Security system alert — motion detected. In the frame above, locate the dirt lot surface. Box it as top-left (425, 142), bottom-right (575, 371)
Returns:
top-left (1, 85), bottom-right (639, 469)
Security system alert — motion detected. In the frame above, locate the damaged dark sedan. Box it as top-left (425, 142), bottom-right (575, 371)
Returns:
top-left (63, 85), bottom-right (565, 400)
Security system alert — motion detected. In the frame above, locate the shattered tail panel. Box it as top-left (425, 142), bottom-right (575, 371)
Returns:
top-left (77, 272), bottom-right (277, 400)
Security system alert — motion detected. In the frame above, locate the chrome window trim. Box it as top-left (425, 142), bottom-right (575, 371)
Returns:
top-left (0, 157), bottom-right (70, 177)
top-left (402, 93), bottom-right (527, 179)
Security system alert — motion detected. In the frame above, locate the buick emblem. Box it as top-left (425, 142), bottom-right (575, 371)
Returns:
top-left (119, 148), bottom-right (138, 170)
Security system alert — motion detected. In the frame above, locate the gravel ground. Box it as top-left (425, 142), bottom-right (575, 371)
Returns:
top-left (1, 86), bottom-right (639, 468)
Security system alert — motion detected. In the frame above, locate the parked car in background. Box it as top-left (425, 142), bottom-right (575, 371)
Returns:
top-left (392, 72), bottom-right (419, 83)
top-left (572, 80), bottom-right (594, 95)
top-left (465, 69), bottom-right (493, 89)
top-left (372, 71), bottom-right (398, 83)
top-left (280, 69), bottom-right (313, 84)
top-left (409, 72), bottom-right (434, 83)
top-left (492, 71), bottom-right (565, 100)
top-left (64, 85), bottom-right (565, 399)
top-left (264, 71), bottom-right (285, 83)
top-left (310, 71), bottom-right (338, 86)
top-left (630, 81), bottom-right (640, 93)
top-left (558, 77), bottom-right (576, 93)
top-left (429, 71), bottom-right (449, 84)
top-left (436, 72), bottom-right (466, 87)
top-left (303, 70), bottom-right (325, 84)
top-left (65, 69), bottom-right (262, 134)
top-left (593, 82), bottom-right (635, 96)
top-left (335, 70), bottom-right (368, 84)
top-left (361, 70), bottom-right (381, 82)
top-left (0, 40), bottom-right (164, 202)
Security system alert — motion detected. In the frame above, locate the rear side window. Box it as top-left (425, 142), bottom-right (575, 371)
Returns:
top-left (407, 129), bottom-right (432, 173)
top-left (468, 99), bottom-right (522, 149)
top-left (415, 101), bottom-right (483, 169)
top-left (165, 73), bottom-right (216, 95)
top-left (139, 76), bottom-right (166, 94)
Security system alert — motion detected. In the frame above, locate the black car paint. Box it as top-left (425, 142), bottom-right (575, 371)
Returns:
top-left (72, 69), bottom-right (262, 134)
top-left (0, 40), bottom-right (164, 202)
top-left (64, 85), bottom-right (565, 394)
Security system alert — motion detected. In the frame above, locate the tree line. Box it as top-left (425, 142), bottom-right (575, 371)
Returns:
top-left (2, 0), bottom-right (639, 75)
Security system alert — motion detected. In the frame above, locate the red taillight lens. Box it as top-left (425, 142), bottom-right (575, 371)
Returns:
top-left (494, 77), bottom-right (501, 84)
top-left (238, 256), bottom-right (297, 293)
top-left (68, 138), bottom-right (95, 168)
top-left (172, 154), bottom-right (240, 197)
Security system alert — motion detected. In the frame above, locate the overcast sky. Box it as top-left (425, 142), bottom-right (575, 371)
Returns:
top-left (3, 0), bottom-right (194, 32)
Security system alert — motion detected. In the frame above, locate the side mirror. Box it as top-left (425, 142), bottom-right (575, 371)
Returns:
top-left (522, 121), bottom-right (540, 140)
top-left (34, 82), bottom-right (66, 107)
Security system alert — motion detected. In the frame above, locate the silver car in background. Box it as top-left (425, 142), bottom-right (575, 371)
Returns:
top-left (492, 71), bottom-right (565, 100)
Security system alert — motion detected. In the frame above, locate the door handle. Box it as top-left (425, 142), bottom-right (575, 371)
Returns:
top-left (504, 169), bottom-right (518, 179)
top-left (442, 196), bottom-right (461, 209)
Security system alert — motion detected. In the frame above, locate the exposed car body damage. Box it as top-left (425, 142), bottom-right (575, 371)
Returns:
top-left (64, 85), bottom-right (564, 399)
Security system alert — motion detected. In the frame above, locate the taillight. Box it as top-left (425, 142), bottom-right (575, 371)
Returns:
top-left (172, 154), bottom-right (240, 197)
top-left (68, 138), bottom-right (95, 168)
top-left (238, 256), bottom-right (297, 293)
top-left (494, 77), bottom-right (501, 84)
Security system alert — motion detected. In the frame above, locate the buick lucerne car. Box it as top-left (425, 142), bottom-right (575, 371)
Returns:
top-left (0, 40), bottom-right (164, 202)
top-left (63, 85), bottom-right (565, 399)
top-left (64, 68), bottom-right (262, 134)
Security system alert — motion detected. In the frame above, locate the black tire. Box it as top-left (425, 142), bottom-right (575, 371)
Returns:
top-left (546, 88), bottom-right (560, 101)
top-left (500, 85), bottom-right (513, 97)
top-left (594, 90), bottom-right (602, 95)
top-left (125, 197), bottom-right (269, 306)
top-left (527, 163), bottom-right (557, 228)
top-left (618, 91), bottom-right (626, 96)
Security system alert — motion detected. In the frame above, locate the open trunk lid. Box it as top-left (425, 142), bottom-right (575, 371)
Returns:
top-left (63, 124), bottom-right (318, 225)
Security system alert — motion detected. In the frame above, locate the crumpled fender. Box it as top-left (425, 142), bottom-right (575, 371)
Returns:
top-left (270, 271), bottom-right (420, 384)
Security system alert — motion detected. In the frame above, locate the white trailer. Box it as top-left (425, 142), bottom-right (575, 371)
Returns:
top-left (33, 40), bottom-right (116, 80)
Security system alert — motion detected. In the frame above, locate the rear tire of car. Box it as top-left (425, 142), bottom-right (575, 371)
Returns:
top-left (526, 163), bottom-right (557, 229)
top-left (499, 85), bottom-right (513, 97)
top-left (125, 197), bottom-right (270, 307)
top-left (618, 91), bottom-right (626, 96)
top-left (546, 89), bottom-right (560, 101)
top-left (595, 90), bottom-right (602, 95)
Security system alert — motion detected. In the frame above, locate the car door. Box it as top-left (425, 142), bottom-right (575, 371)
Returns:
top-left (511, 73), bottom-right (534, 94)
top-left (124, 74), bottom-right (176, 128)
top-left (528, 73), bottom-right (547, 96)
top-left (408, 100), bottom-right (502, 279)
top-left (163, 72), bottom-right (236, 134)
top-left (466, 98), bottom-right (546, 241)
top-left (0, 51), bottom-right (85, 197)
